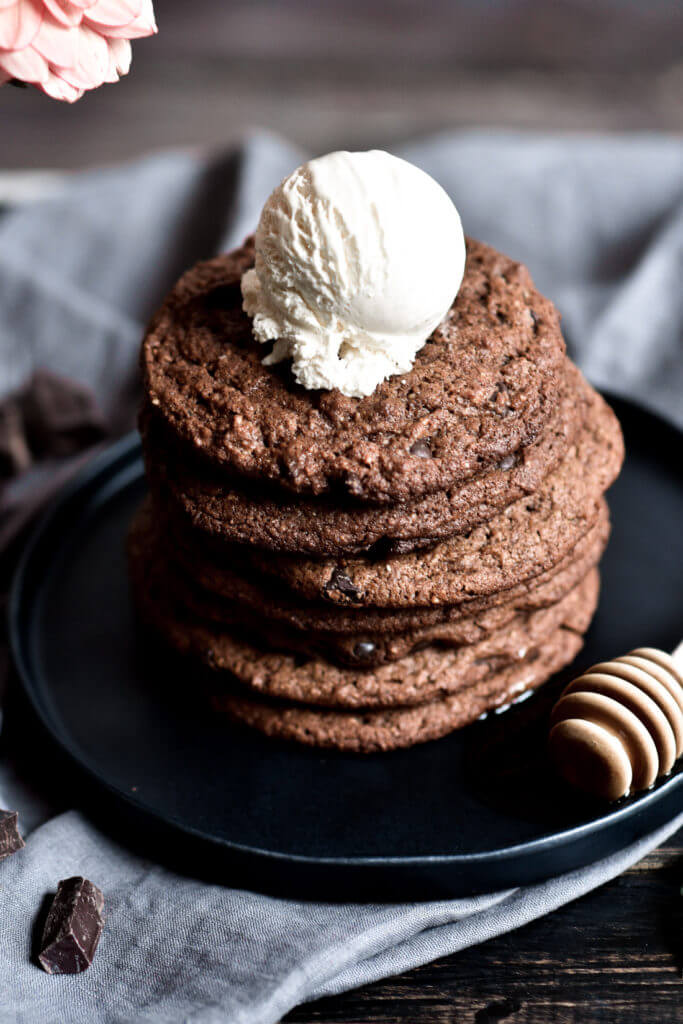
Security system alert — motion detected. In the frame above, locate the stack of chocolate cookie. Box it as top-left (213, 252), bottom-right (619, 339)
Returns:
top-left (129, 237), bottom-right (624, 752)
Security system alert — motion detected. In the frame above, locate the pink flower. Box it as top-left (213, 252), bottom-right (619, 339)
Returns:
top-left (0, 0), bottom-right (157, 102)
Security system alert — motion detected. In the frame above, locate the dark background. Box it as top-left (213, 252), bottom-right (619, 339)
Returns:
top-left (2, 0), bottom-right (683, 170)
top-left (2, 3), bottom-right (682, 1022)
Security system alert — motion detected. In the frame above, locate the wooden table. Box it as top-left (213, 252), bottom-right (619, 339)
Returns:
top-left (2, 1), bottom-right (683, 169)
top-left (285, 832), bottom-right (683, 1023)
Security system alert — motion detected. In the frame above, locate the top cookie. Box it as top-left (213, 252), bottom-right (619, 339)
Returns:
top-left (141, 237), bottom-right (566, 503)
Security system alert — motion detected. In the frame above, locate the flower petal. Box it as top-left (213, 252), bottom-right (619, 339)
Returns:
top-left (0, 41), bottom-right (48, 83)
top-left (53, 61), bottom-right (94, 87)
top-left (41, 0), bottom-right (83, 27)
top-left (41, 64), bottom-right (83, 99)
top-left (0, 0), bottom-right (43, 50)
top-left (107, 33), bottom-right (129, 75)
top-left (103, 50), bottom-right (117, 80)
top-left (83, 0), bottom-right (140, 28)
top-left (85, 0), bottom-right (155, 38)
top-left (0, 0), bottom-right (153, 99)
top-left (68, 20), bottom-right (108, 87)
top-left (127, 0), bottom-right (155, 35)
top-left (31, 12), bottom-right (79, 66)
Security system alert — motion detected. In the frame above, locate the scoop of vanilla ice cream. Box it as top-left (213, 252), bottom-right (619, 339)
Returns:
top-left (241, 150), bottom-right (465, 398)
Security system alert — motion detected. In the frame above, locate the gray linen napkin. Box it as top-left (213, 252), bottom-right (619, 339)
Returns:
top-left (0, 132), bottom-right (682, 1024)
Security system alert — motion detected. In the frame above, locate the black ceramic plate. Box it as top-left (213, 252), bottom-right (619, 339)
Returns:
top-left (9, 396), bottom-right (683, 900)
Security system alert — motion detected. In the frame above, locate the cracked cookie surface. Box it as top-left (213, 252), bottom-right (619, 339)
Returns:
top-left (153, 501), bottom-right (611, 636)
top-left (141, 237), bottom-right (566, 503)
top-left (142, 363), bottom-right (591, 558)
top-left (237, 394), bottom-right (622, 608)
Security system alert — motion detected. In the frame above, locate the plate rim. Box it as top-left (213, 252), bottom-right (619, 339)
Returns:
top-left (7, 397), bottom-right (683, 876)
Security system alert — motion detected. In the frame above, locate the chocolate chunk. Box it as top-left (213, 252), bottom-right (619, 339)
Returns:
top-left (409, 439), bottom-right (432, 458)
top-left (38, 877), bottom-right (105, 975)
top-left (0, 810), bottom-right (25, 862)
top-left (205, 283), bottom-right (241, 309)
top-left (324, 568), bottom-right (361, 602)
top-left (354, 641), bottom-right (376, 660)
top-left (371, 535), bottom-right (437, 559)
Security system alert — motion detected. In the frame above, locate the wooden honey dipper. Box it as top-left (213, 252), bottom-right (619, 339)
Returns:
top-left (549, 645), bottom-right (683, 801)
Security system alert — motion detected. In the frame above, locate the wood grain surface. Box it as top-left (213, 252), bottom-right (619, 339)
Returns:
top-left (285, 833), bottom-right (683, 1023)
top-left (1, 1), bottom-right (682, 170)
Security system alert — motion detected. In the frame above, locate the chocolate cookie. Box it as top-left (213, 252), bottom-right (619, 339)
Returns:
top-left (152, 500), bottom-right (611, 636)
top-left (141, 237), bottom-right (566, 503)
top-left (158, 524), bottom-right (598, 669)
top-left (129, 526), bottom-right (598, 706)
top-left (287, 570), bottom-right (597, 667)
top-left (142, 362), bottom-right (589, 558)
top-left (212, 629), bottom-right (584, 752)
top-left (239, 395), bottom-right (623, 608)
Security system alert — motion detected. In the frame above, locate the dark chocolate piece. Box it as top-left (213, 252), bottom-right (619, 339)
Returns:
top-left (38, 877), bottom-right (105, 975)
top-left (324, 568), bottom-right (361, 602)
top-left (0, 810), bottom-right (25, 862)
